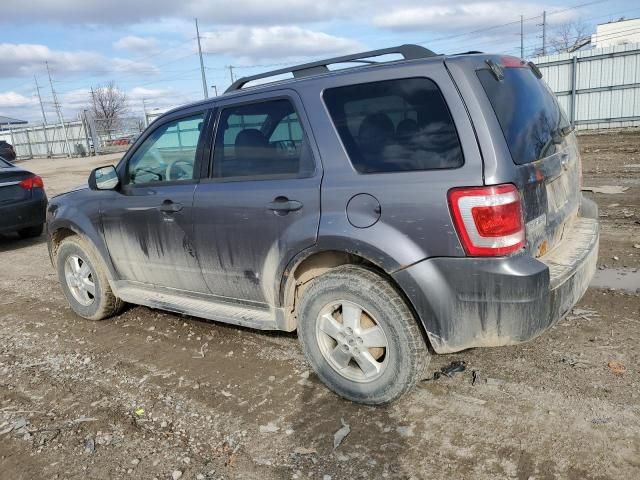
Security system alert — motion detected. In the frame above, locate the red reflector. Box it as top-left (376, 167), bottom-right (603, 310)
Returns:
top-left (472, 201), bottom-right (523, 237)
top-left (500, 56), bottom-right (527, 68)
top-left (448, 184), bottom-right (524, 257)
top-left (19, 175), bottom-right (44, 190)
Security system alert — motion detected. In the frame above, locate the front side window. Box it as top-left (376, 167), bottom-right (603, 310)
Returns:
top-left (323, 78), bottom-right (464, 174)
top-left (213, 99), bottom-right (314, 179)
top-left (127, 113), bottom-right (205, 185)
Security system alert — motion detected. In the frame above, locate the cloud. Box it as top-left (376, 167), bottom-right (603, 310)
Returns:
top-left (0, 0), bottom-right (351, 25)
top-left (59, 89), bottom-right (92, 110)
top-left (200, 26), bottom-right (364, 63)
top-left (0, 43), bottom-right (158, 79)
top-left (126, 86), bottom-right (200, 113)
top-left (111, 58), bottom-right (160, 75)
top-left (373, 2), bottom-right (576, 32)
top-left (113, 35), bottom-right (158, 53)
top-left (0, 92), bottom-right (36, 108)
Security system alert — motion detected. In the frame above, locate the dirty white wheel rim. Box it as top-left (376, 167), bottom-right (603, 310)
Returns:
top-left (315, 300), bottom-right (389, 383)
top-left (64, 254), bottom-right (96, 307)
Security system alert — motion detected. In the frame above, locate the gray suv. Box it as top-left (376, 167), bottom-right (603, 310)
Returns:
top-left (47, 45), bottom-right (598, 404)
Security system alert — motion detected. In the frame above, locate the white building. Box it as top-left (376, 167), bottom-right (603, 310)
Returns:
top-left (591, 18), bottom-right (640, 49)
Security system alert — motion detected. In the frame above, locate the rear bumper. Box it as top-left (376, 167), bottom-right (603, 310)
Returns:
top-left (0, 191), bottom-right (47, 234)
top-left (394, 201), bottom-right (599, 353)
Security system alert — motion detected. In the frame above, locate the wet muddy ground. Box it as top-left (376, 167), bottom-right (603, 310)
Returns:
top-left (1, 131), bottom-right (639, 479)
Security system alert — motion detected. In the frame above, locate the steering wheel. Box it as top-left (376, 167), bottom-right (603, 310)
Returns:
top-left (165, 159), bottom-right (193, 181)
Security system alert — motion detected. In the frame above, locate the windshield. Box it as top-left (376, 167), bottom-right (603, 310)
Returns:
top-left (477, 66), bottom-right (571, 165)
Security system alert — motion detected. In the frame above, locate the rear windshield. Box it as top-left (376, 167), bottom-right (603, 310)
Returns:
top-left (0, 157), bottom-right (11, 168)
top-left (323, 77), bottom-right (464, 173)
top-left (477, 67), bottom-right (570, 165)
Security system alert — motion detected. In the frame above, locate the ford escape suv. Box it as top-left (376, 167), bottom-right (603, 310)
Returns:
top-left (47, 45), bottom-right (598, 404)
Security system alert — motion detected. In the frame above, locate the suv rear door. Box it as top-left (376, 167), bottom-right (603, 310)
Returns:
top-left (449, 55), bottom-right (581, 258)
top-left (191, 90), bottom-right (321, 306)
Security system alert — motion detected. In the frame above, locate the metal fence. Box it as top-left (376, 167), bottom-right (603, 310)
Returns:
top-left (533, 43), bottom-right (640, 130)
top-left (0, 115), bottom-right (145, 160)
top-left (0, 121), bottom-right (90, 158)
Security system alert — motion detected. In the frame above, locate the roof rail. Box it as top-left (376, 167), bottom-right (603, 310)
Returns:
top-left (225, 44), bottom-right (437, 93)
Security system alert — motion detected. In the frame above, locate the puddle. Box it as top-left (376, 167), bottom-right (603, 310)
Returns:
top-left (591, 268), bottom-right (640, 292)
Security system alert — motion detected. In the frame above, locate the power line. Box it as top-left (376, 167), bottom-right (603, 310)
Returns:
top-left (415, 0), bottom-right (609, 48)
top-left (434, 4), bottom-right (640, 58)
top-left (522, 24), bottom-right (640, 56)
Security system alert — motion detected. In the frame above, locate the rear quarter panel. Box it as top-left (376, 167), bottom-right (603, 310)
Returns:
top-left (295, 59), bottom-right (485, 271)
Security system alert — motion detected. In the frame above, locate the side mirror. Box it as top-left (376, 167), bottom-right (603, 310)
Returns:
top-left (88, 165), bottom-right (119, 191)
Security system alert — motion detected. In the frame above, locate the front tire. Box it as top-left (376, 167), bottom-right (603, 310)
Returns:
top-left (56, 236), bottom-right (123, 320)
top-left (297, 265), bottom-right (430, 404)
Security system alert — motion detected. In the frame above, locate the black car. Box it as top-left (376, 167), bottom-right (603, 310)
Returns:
top-left (0, 156), bottom-right (47, 238)
top-left (0, 140), bottom-right (17, 162)
top-left (47, 45), bottom-right (598, 404)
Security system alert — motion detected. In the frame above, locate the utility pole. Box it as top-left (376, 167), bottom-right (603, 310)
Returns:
top-left (520, 15), bottom-right (524, 59)
top-left (211, 85), bottom-right (218, 96)
top-left (541, 10), bottom-right (547, 56)
top-left (34, 74), bottom-right (51, 158)
top-left (142, 98), bottom-right (149, 127)
top-left (46, 61), bottom-right (72, 157)
top-left (228, 65), bottom-right (235, 84)
top-left (195, 18), bottom-right (208, 99)
top-left (90, 87), bottom-right (97, 112)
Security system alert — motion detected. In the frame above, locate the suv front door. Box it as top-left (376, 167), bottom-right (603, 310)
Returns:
top-left (192, 92), bottom-right (321, 306)
top-left (101, 110), bottom-right (211, 293)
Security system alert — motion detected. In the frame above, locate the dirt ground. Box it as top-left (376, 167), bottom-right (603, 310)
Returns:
top-left (1, 132), bottom-right (639, 480)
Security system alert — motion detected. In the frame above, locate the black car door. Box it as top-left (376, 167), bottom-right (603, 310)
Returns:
top-left (192, 91), bottom-right (322, 306)
top-left (101, 109), bottom-right (212, 293)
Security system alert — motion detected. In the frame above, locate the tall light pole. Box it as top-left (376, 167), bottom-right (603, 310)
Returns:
top-left (142, 98), bottom-right (149, 127)
top-left (210, 85), bottom-right (218, 96)
top-left (195, 18), bottom-right (208, 99)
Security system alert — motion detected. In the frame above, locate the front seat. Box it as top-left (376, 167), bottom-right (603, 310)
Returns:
top-left (228, 128), bottom-right (270, 177)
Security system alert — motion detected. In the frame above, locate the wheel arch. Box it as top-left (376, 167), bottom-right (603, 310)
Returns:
top-left (48, 219), bottom-right (117, 281)
top-left (279, 248), bottom-right (431, 348)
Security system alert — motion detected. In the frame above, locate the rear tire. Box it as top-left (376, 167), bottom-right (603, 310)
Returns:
top-left (56, 236), bottom-right (123, 320)
top-left (297, 265), bottom-right (430, 404)
top-left (17, 224), bottom-right (43, 239)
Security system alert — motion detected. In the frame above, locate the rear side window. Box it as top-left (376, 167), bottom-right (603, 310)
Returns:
top-left (0, 157), bottom-right (11, 168)
top-left (213, 99), bottom-right (315, 179)
top-left (323, 78), bottom-right (464, 174)
top-left (477, 66), bottom-right (571, 165)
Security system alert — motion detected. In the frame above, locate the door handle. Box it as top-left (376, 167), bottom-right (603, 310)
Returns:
top-left (267, 197), bottom-right (303, 215)
top-left (159, 200), bottom-right (183, 213)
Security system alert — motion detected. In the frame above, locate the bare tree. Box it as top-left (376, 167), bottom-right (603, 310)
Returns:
top-left (549, 20), bottom-right (591, 54)
top-left (89, 81), bottom-right (127, 140)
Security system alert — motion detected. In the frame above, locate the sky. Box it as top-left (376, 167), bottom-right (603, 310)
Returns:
top-left (0, 0), bottom-right (638, 123)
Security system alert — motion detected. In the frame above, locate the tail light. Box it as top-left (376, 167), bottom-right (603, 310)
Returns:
top-left (448, 184), bottom-right (524, 257)
top-left (19, 175), bottom-right (44, 190)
